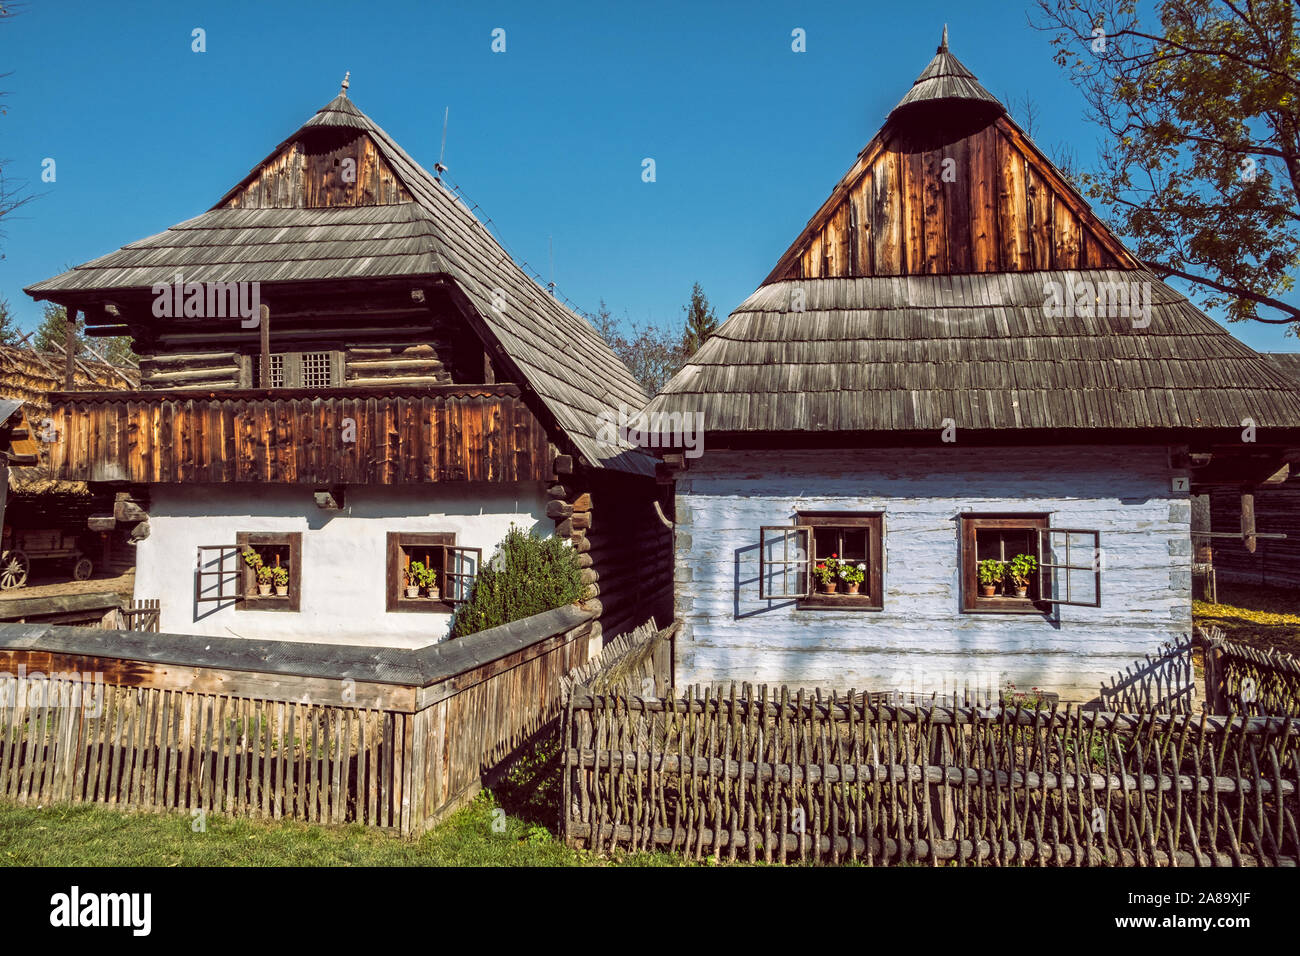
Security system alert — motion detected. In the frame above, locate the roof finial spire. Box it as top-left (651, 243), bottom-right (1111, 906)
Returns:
top-left (339, 71), bottom-right (350, 98)
top-left (939, 24), bottom-right (948, 53)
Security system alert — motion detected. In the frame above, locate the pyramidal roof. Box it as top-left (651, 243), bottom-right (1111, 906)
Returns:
top-left (889, 26), bottom-right (1002, 119)
top-left (643, 35), bottom-right (1300, 437)
top-left (26, 85), bottom-right (652, 475)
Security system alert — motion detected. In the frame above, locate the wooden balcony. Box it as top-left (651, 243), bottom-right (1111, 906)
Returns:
top-left (45, 384), bottom-right (554, 485)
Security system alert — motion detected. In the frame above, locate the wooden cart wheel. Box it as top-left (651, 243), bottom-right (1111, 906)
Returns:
top-left (0, 549), bottom-right (30, 590)
top-left (72, 556), bottom-right (94, 581)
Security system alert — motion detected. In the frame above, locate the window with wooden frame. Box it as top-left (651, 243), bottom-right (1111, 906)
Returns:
top-left (959, 515), bottom-right (1101, 613)
top-left (236, 532), bottom-right (301, 611)
top-left (386, 532), bottom-right (482, 613)
top-left (265, 350), bottom-right (344, 389)
top-left (194, 533), bottom-right (302, 611)
top-left (758, 512), bottom-right (884, 611)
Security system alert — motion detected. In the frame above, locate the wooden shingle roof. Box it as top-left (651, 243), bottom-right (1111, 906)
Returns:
top-left (26, 94), bottom-right (652, 475)
top-left (643, 36), bottom-right (1300, 440)
top-left (644, 272), bottom-right (1300, 433)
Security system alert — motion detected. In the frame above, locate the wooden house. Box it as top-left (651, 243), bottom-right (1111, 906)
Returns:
top-left (1206, 353), bottom-right (1300, 590)
top-left (641, 33), bottom-right (1300, 702)
top-left (24, 80), bottom-right (671, 647)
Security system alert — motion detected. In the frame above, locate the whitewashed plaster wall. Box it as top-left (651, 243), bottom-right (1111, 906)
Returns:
top-left (672, 445), bottom-right (1191, 702)
top-left (134, 483), bottom-right (548, 647)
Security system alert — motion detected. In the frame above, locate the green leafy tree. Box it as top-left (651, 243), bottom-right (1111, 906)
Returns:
top-left (33, 302), bottom-right (83, 354)
top-left (1033, 0), bottom-right (1300, 326)
top-left (589, 298), bottom-right (687, 396)
top-left (450, 525), bottom-right (585, 638)
top-left (0, 295), bottom-right (19, 345)
top-left (97, 334), bottom-right (138, 367)
top-left (681, 282), bottom-right (718, 355)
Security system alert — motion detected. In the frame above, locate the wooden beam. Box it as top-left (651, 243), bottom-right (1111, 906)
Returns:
top-left (258, 304), bottom-right (271, 387)
top-left (63, 309), bottom-right (78, 389)
top-left (1241, 488), bottom-right (1257, 554)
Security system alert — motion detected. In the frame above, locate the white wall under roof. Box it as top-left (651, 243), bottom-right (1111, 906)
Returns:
top-left (134, 483), bottom-right (548, 647)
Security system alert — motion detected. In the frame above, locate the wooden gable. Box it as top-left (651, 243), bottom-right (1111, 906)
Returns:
top-left (222, 130), bottom-right (412, 209)
top-left (766, 115), bottom-right (1139, 283)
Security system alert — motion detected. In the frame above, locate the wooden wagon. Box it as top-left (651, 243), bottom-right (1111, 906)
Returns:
top-left (0, 526), bottom-right (93, 590)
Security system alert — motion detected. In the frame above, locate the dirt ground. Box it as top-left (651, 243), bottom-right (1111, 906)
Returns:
top-left (0, 568), bottom-right (135, 604)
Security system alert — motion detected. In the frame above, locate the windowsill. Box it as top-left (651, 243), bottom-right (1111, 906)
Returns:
top-left (238, 595), bottom-right (295, 612)
top-left (963, 595), bottom-right (1048, 615)
top-left (389, 596), bottom-right (455, 614)
top-left (797, 594), bottom-right (883, 612)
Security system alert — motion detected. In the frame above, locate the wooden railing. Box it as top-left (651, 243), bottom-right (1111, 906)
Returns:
top-left (0, 604), bottom-right (599, 834)
top-left (44, 383), bottom-right (553, 484)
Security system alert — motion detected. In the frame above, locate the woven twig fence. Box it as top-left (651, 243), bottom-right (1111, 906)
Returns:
top-left (561, 685), bottom-right (1300, 866)
top-left (1200, 626), bottom-right (1300, 719)
top-left (1099, 635), bottom-right (1196, 714)
top-left (560, 619), bottom-right (674, 699)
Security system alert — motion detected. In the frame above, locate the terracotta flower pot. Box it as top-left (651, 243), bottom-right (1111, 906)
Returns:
top-left (822, 581), bottom-right (838, 594)
top-left (846, 582), bottom-right (860, 595)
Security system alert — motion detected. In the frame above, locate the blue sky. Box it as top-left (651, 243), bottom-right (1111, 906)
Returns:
top-left (2, 0), bottom-right (1296, 352)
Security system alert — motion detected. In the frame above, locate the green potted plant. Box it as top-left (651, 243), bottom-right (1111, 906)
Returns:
top-left (813, 554), bottom-right (841, 594)
top-left (271, 564), bottom-right (289, 597)
top-left (1006, 553), bottom-right (1038, 599)
top-left (404, 561), bottom-right (423, 599)
top-left (255, 564), bottom-right (273, 596)
top-left (839, 561), bottom-right (866, 595)
top-left (977, 558), bottom-right (1004, 597)
top-left (418, 562), bottom-right (440, 600)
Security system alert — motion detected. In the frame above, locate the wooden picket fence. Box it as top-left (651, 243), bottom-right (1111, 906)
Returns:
top-left (0, 676), bottom-right (407, 826)
top-left (561, 684), bottom-right (1300, 866)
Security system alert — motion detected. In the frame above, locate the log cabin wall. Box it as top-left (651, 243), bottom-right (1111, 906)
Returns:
top-left (547, 465), bottom-right (674, 642)
top-left (133, 284), bottom-right (492, 391)
top-left (767, 116), bottom-right (1136, 283)
top-left (1208, 486), bottom-right (1300, 590)
top-left (222, 129), bottom-right (412, 209)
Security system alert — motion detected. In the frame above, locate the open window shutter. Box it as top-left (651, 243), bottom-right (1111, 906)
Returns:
top-left (444, 546), bottom-right (482, 603)
top-left (759, 526), bottom-right (812, 600)
top-left (195, 545), bottom-right (242, 603)
top-left (1036, 528), bottom-right (1101, 607)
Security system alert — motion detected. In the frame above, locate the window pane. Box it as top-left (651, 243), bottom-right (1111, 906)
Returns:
top-left (838, 528), bottom-right (867, 560)
top-left (813, 528), bottom-right (839, 560)
top-left (301, 352), bottom-right (333, 389)
top-left (269, 354), bottom-right (285, 388)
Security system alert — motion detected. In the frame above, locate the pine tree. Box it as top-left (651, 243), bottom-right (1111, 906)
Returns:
top-left (681, 282), bottom-right (718, 356)
top-left (33, 302), bottom-right (84, 355)
top-left (0, 296), bottom-right (19, 346)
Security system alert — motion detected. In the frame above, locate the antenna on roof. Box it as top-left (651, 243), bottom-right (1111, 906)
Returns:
top-left (938, 24), bottom-right (948, 53)
top-left (339, 71), bottom-right (351, 98)
top-left (547, 235), bottom-right (556, 297)
top-left (435, 107), bottom-right (449, 180)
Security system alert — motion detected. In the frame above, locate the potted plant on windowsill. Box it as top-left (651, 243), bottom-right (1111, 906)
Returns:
top-left (271, 565), bottom-right (289, 597)
top-left (417, 562), bottom-right (440, 600)
top-left (1006, 553), bottom-right (1037, 599)
top-left (256, 565), bottom-right (273, 596)
top-left (839, 561), bottom-right (866, 595)
top-left (813, 555), bottom-right (841, 594)
top-left (977, 558), bottom-right (1004, 597)
top-left (405, 561), bottom-right (424, 599)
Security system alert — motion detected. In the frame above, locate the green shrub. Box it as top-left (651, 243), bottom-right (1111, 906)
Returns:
top-left (450, 525), bottom-right (585, 638)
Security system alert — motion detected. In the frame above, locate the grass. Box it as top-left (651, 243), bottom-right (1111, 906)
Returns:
top-left (0, 793), bottom-right (688, 866)
top-left (1193, 580), bottom-right (1300, 657)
